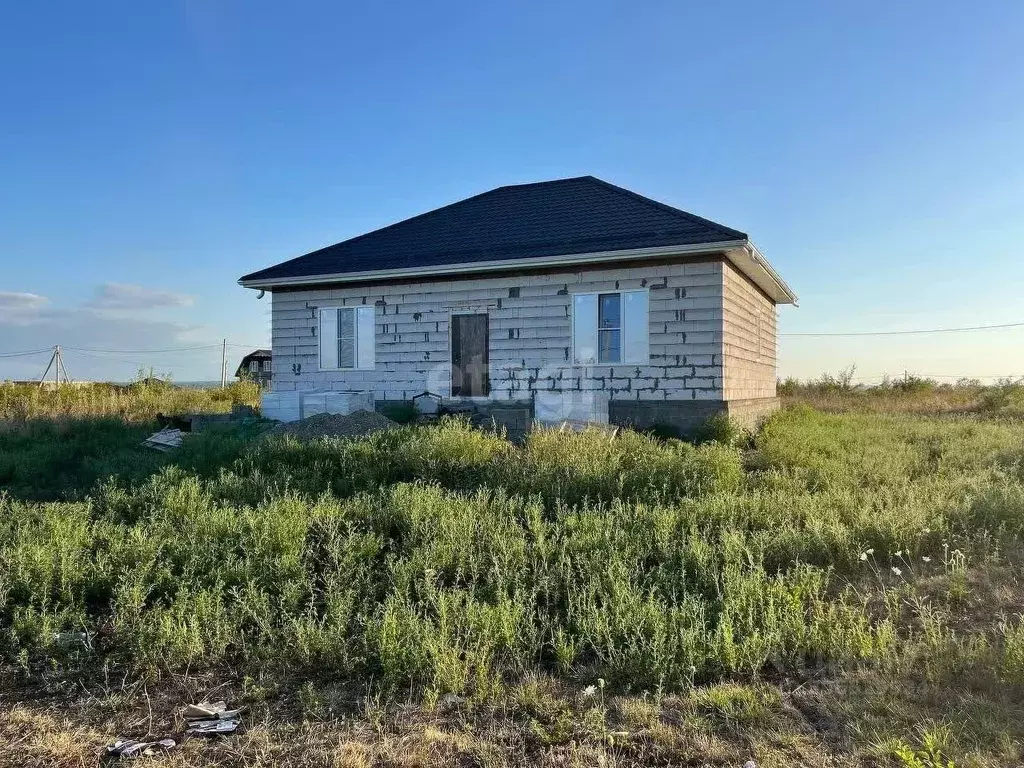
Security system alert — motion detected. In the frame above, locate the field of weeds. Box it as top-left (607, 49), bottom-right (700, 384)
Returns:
top-left (780, 371), bottom-right (1024, 418)
top-left (0, 379), bottom-right (261, 422)
top-left (1, 392), bottom-right (1023, 766)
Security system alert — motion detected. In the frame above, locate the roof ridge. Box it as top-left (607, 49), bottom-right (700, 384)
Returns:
top-left (492, 175), bottom-right (593, 191)
top-left (582, 176), bottom-right (748, 240)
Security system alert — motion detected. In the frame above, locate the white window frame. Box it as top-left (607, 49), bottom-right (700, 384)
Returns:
top-left (571, 288), bottom-right (649, 366)
top-left (318, 306), bottom-right (376, 371)
top-left (597, 292), bottom-right (622, 364)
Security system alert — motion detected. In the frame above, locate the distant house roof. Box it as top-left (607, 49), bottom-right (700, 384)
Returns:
top-left (235, 349), bottom-right (272, 378)
top-left (239, 176), bottom-right (796, 303)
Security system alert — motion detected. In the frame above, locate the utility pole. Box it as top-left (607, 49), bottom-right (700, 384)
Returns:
top-left (38, 345), bottom-right (70, 388)
top-left (220, 339), bottom-right (227, 388)
top-left (57, 345), bottom-right (70, 385)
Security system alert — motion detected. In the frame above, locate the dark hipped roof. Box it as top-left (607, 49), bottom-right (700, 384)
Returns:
top-left (242, 349), bottom-right (272, 358)
top-left (239, 176), bottom-right (747, 284)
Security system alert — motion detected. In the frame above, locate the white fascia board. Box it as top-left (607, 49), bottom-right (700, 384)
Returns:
top-left (723, 243), bottom-right (798, 305)
top-left (239, 241), bottom-right (744, 289)
top-left (240, 238), bottom-right (797, 304)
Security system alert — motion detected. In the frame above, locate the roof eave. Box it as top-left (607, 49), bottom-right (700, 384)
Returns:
top-left (239, 239), bottom-right (797, 304)
top-left (725, 243), bottom-right (799, 305)
top-left (239, 239), bottom-right (749, 289)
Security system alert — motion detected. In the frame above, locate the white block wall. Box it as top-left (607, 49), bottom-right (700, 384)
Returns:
top-left (270, 260), bottom-right (744, 402)
top-left (722, 260), bottom-right (778, 399)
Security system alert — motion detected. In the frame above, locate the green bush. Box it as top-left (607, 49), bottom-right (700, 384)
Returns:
top-left (696, 413), bottom-right (749, 447)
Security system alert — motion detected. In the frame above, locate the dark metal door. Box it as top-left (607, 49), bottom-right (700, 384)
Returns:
top-left (451, 314), bottom-right (489, 397)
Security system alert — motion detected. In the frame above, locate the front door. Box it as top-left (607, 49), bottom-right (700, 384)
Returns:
top-left (451, 313), bottom-right (489, 397)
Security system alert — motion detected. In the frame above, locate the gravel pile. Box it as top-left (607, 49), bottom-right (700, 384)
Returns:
top-left (265, 410), bottom-right (398, 440)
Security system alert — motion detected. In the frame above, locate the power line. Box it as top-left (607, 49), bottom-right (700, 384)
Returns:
top-left (0, 347), bottom-right (54, 358)
top-left (62, 349), bottom-right (155, 368)
top-left (854, 373), bottom-right (1024, 381)
top-left (64, 343), bottom-right (225, 354)
top-left (781, 321), bottom-right (1024, 337)
top-left (916, 372), bottom-right (1024, 379)
top-left (60, 342), bottom-right (266, 355)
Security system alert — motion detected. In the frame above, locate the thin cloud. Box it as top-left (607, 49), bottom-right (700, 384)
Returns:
top-left (0, 306), bottom-right (213, 381)
top-left (0, 291), bottom-right (48, 312)
top-left (89, 282), bottom-right (195, 311)
top-left (0, 284), bottom-right (212, 381)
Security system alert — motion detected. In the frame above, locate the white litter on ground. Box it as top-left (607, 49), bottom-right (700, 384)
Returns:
top-left (142, 427), bottom-right (184, 451)
top-left (105, 738), bottom-right (176, 758)
top-left (184, 700), bottom-right (241, 736)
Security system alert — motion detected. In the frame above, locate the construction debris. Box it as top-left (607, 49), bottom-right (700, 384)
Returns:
top-left (186, 719), bottom-right (239, 736)
top-left (102, 700), bottom-right (240, 759)
top-left (105, 738), bottom-right (176, 758)
top-left (142, 427), bottom-right (184, 452)
top-left (52, 630), bottom-right (91, 650)
top-left (184, 700), bottom-right (241, 737)
top-left (184, 701), bottom-right (241, 721)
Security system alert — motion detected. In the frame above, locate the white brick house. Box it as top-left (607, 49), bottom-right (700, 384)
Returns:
top-left (240, 176), bottom-right (796, 434)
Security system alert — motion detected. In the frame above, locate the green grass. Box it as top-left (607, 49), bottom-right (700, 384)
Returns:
top-left (780, 371), bottom-right (1024, 418)
top-left (0, 379), bottom-right (260, 421)
top-left (1, 395), bottom-right (1023, 766)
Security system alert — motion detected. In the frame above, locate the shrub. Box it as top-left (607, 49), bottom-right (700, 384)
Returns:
top-left (696, 413), bottom-right (748, 447)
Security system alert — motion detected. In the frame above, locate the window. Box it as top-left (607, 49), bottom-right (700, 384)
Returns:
top-left (319, 306), bottom-right (376, 370)
top-left (598, 293), bottom-right (621, 363)
top-left (249, 360), bottom-right (259, 373)
top-left (572, 290), bottom-right (648, 365)
top-left (261, 359), bottom-right (271, 373)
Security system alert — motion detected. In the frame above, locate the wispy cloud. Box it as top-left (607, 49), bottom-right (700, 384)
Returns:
top-left (88, 282), bottom-right (195, 311)
top-left (0, 284), bottom-right (211, 381)
top-left (0, 291), bottom-right (49, 313)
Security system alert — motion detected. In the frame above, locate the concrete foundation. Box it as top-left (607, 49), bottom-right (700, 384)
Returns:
top-left (609, 397), bottom-right (779, 438)
top-left (371, 395), bottom-right (777, 441)
top-left (374, 398), bottom-right (534, 438)
top-left (470, 400), bottom-right (534, 436)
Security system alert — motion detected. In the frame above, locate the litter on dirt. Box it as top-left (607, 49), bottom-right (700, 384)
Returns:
top-left (184, 701), bottom-right (239, 720)
top-left (264, 410), bottom-right (397, 440)
top-left (105, 738), bottom-right (176, 758)
top-left (186, 719), bottom-right (239, 736)
top-left (52, 630), bottom-right (91, 650)
top-left (142, 427), bottom-right (184, 451)
top-left (184, 700), bottom-right (242, 737)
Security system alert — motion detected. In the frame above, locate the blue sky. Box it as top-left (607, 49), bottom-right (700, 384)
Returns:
top-left (1, 1), bottom-right (1022, 382)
